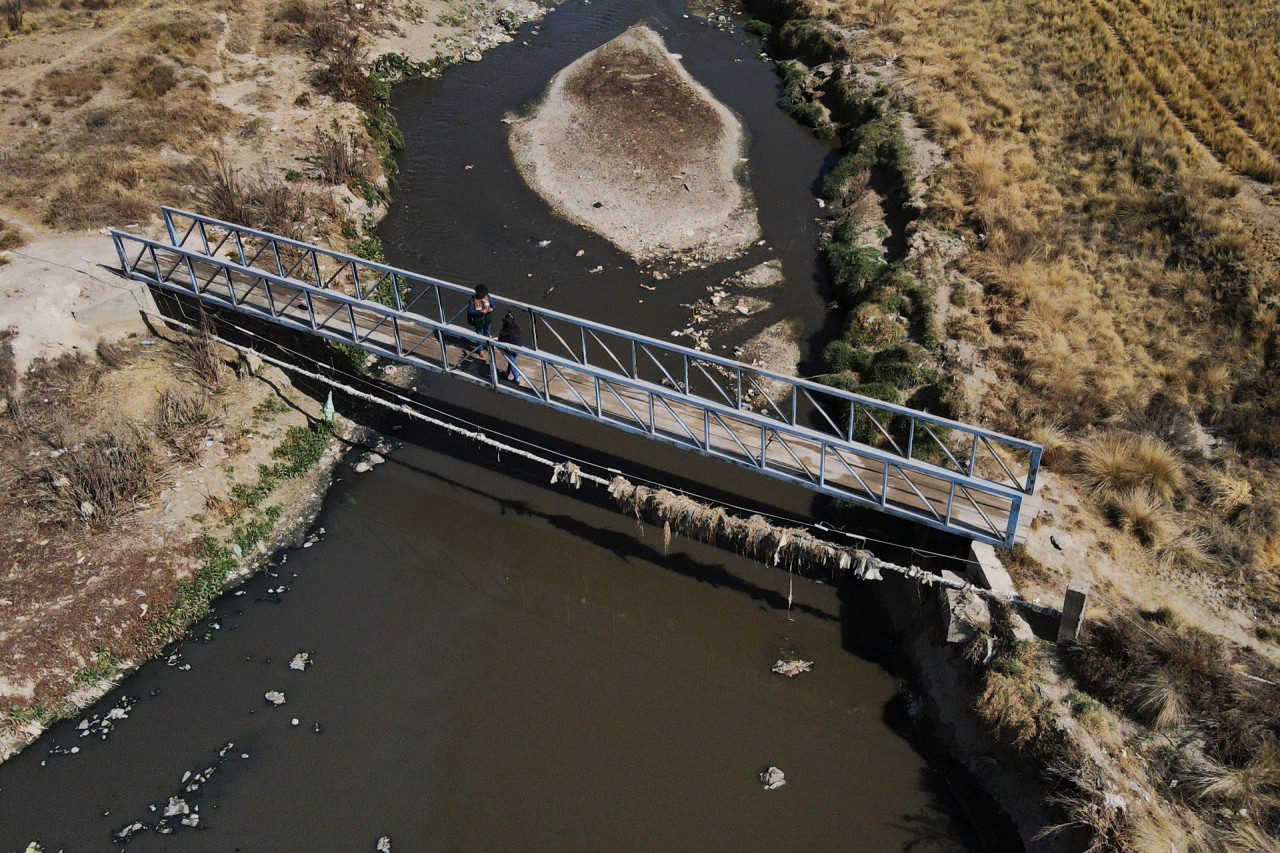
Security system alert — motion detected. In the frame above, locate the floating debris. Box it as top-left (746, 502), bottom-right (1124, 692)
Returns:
top-left (72, 695), bottom-right (136, 743)
top-left (759, 766), bottom-right (786, 789)
top-left (771, 659), bottom-right (813, 677)
top-left (264, 691), bottom-right (286, 706)
top-left (537, 239), bottom-right (551, 248)
top-left (377, 837), bottom-right (392, 853)
top-left (289, 652), bottom-right (312, 671)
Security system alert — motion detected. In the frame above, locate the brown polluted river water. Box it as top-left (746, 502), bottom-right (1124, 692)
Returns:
top-left (0, 0), bottom-right (1009, 849)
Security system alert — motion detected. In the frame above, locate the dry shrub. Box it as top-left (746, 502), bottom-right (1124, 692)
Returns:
top-left (95, 339), bottom-right (129, 369)
top-left (2, 0), bottom-right (24, 31)
top-left (310, 120), bottom-right (361, 185)
top-left (1079, 433), bottom-right (1185, 503)
top-left (0, 326), bottom-right (16, 401)
top-left (146, 12), bottom-right (214, 57)
top-left (153, 390), bottom-right (213, 462)
top-left (304, 2), bottom-right (346, 56)
top-left (315, 52), bottom-right (375, 111)
top-left (41, 67), bottom-right (103, 104)
top-left (1069, 614), bottom-right (1280, 775)
top-left (186, 153), bottom-right (310, 239)
top-left (204, 492), bottom-right (235, 521)
top-left (30, 431), bottom-right (161, 526)
top-left (44, 179), bottom-right (150, 230)
top-left (25, 351), bottom-right (93, 389)
top-left (174, 311), bottom-right (225, 391)
top-left (131, 63), bottom-right (177, 99)
top-left (976, 671), bottom-right (1052, 751)
top-left (0, 218), bottom-right (23, 252)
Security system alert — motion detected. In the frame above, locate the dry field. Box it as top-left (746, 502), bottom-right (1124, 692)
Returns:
top-left (769, 0), bottom-right (1280, 846)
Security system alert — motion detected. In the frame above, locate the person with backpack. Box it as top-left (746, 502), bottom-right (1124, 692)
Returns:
top-left (467, 284), bottom-right (494, 336)
top-left (463, 284), bottom-right (494, 364)
top-left (497, 310), bottom-right (523, 383)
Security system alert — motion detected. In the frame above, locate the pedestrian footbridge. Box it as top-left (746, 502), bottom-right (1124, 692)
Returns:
top-left (110, 207), bottom-right (1042, 547)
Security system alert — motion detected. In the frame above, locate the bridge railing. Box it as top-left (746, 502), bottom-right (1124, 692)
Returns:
top-left (158, 206), bottom-right (1043, 496)
top-left (113, 227), bottom-right (1034, 546)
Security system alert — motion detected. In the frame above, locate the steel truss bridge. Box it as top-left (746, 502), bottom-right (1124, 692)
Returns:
top-left (111, 207), bottom-right (1043, 547)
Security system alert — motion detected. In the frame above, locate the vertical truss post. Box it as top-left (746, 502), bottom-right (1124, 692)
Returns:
top-left (112, 234), bottom-right (130, 276)
top-left (163, 210), bottom-right (178, 246)
top-left (1025, 446), bottom-right (1043, 494)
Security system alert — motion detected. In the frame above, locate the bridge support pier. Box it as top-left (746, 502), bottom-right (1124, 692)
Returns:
top-left (1056, 580), bottom-right (1090, 643)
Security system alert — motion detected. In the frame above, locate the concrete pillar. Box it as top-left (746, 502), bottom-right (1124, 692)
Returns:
top-left (1057, 580), bottom-right (1090, 643)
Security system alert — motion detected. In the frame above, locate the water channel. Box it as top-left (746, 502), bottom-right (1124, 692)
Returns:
top-left (0, 0), bottom-right (1002, 849)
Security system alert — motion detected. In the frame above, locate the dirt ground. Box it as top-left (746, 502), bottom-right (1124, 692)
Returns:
top-left (509, 24), bottom-right (761, 271)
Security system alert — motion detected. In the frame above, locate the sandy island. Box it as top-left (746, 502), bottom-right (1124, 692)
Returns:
top-left (508, 24), bottom-right (761, 270)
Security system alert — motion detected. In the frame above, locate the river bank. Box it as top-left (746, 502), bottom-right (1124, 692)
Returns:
top-left (0, 0), bottom-right (556, 762)
top-left (740, 0), bottom-right (1280, 849)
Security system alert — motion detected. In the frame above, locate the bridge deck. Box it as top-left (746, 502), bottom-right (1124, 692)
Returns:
top-left (112, 226), bottom-right (1040, 546)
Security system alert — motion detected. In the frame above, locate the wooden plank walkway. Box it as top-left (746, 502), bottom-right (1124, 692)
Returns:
top-left (126, 240), bottom-right (1037, 545)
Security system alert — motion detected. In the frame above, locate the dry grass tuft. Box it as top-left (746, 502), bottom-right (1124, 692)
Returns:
top-left (1080, 433), bottom-right (1186, 504)
top-left (153, 390), bottom-right (215, 462)
top-left (28, 430), bottom-right (162, 527)
top-left (1107, 488), bottom-right (1176, 547)
top-left (1208, 471), bottom-right (1253, 513)
top-left (95, 339), bottom-right (130, 369)
top-left (1183, 740), bottom-right (1280, 806)
top-left (1129, 669), bottom-right (1187, 729)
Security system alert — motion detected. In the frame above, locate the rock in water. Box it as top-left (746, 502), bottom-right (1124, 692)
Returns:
top-left (509, 25), bottom-right (760, 270)
top-left (759, 766), bottom-right (786, 789)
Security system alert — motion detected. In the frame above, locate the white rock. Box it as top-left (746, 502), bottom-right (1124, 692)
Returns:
top-left (759, 766), bottom-right (786, 789)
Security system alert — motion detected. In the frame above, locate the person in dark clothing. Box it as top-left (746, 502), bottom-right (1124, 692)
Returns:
top-left (467, 284), bottom-right (494, 337)
top-left (497, 310), bottom-right (523, 382)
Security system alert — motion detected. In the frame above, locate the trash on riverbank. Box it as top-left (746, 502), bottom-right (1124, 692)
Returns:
top-left (759, 766), bottom-right (786, 789)
top-left (771, 659), bottom-right (813, 677)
